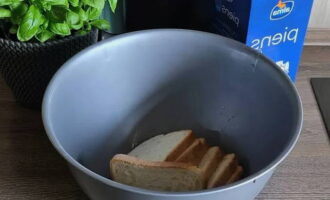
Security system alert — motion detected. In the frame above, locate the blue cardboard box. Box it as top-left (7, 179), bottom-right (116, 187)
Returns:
top-left (207, 0), bottom-right (314, 81)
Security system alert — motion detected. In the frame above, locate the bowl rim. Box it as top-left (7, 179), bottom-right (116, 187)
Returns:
top-left (42, 29), bottom-right (303, 197)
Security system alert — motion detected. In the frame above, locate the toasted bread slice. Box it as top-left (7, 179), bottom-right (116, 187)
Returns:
top-left (226, 165), bottom-right (243, 184)
top-left (198, 146), bottom-right (224, 180)
top-left (175, 138), bottom-right (209, 166)
top-left (128, 130), bottom-right (195, 162)
top-left (207, 154), bottom-right (238, 188)
top-left (110, 154), bottom-right (206, 192)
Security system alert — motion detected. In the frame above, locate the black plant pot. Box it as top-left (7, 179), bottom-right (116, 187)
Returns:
top-left (0, 29), bottom-right (99, 109)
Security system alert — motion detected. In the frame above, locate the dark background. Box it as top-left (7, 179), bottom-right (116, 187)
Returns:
top-left (126, 0), bottom-right (217, 32)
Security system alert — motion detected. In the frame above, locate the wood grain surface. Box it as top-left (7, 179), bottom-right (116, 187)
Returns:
top-left (0, 46), bottom-right (330, 200)
top-left (305, 29), bottom-right (330, 46)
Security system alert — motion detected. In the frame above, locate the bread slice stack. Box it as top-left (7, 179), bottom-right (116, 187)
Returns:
top-left (128, 130), bottom-right (195, 162)
top-left (110, 130), bottom-right (243, 192)
top-left (110, 154), bottom-right (205, 192)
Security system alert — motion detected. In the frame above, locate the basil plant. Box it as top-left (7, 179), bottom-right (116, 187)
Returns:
top-left (0, 0), bottom-right (118, 42)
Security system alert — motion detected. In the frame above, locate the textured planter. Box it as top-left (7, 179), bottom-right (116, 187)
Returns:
top-left (0, 29), bottom-right (98, 109)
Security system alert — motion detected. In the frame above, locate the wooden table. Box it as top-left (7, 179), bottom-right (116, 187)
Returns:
top-left (0, 46), bottom-right (329, 200)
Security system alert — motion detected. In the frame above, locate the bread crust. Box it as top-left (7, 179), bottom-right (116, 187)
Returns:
top-left (175, 138), bottom-right (209, 165)
top-left (165, 130), bottom-right (196, 161)
top-left (110, 130), bottom-right (244, 191)
top-left (207, 153), bottom-right (238, 188)
top-left (226, 165), bottom-right (243, 184)
top-left (110, 154), bottom-right (206, 191)
top-left (199, 146), bottom-right (224, 181)
top-left (111, 154), bottom-right (202, 171)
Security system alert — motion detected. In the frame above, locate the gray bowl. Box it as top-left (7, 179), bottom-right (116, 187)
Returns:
top-left (42, 29), bottom-right (302, 200)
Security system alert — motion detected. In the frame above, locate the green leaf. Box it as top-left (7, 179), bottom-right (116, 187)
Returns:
top-left (9, 2), bottom-right (22, 9)
top-left (0, 0), bottom-right (22, 6)
top-left (41, 0), bottom-right (69, 10)
top-left (90, 19), bottom-right (110, 30)
top-left (70, 20), bottom-right (83, 30)
top-left (0, 7), bottom-right (11, 18)
top-left (69, 7), bottom-right (87, 30)
top-left (17, 5), bottom-right (44, 41)
top-left (29, 0), bottom-right (43, 10)
top-left (36, 30), bottom-right (54, 42)
top-left (84, 21), bottom-right (91, 31)
top-left (69, 0), bottom-right (79, 7)
top-left (108, 0), bottom-right (117, 13)
top-left (9, 25), bottom-right (17, 34)
top-left (83, 0), bottom-right (104, 9)
top-left (49, 6), bottom-right (67, 22)
top-left (46, 0), bottom-right (68, 6)
top-left (66, 10), bottom-right (83, 30)
top-left (72, 7), bottom-right (87, 22)
top-left (77, 29), bottom-right (88, 35)
top-left (39, 14), bottom-right (47, 25)
top-left (66, 10), bottom-right (80, 26)
top-left (11, 3), bottom-right (28, 17)
top-left (49, 22), bottom-right (71, 36)
top-left (10, 2), bottom-right (28, 24)
top-left (40, 18), bottom-right (49, 29)
top-left (86, 7), bottom-right (101, 20)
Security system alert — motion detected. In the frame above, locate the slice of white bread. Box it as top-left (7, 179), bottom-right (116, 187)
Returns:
top-left (110, 154), bottom-right (206, 192)
top-left (198, 146), bottom-right (224, 181)
top-left (128, 130), bottom-right (195, 162)
top-left (175, 138), bottom-right (209, 166)
top-left (207, 154), bottom-right (238, 188)
top-left (226, 166), bottom-right (243, 184)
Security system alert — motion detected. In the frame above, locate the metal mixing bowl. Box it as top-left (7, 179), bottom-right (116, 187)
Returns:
top-left (42, 29), bottom-right (302, 200)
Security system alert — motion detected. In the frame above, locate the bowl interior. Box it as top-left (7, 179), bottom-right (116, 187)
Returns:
top-left (43, 30), bottom-right (301, 182)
